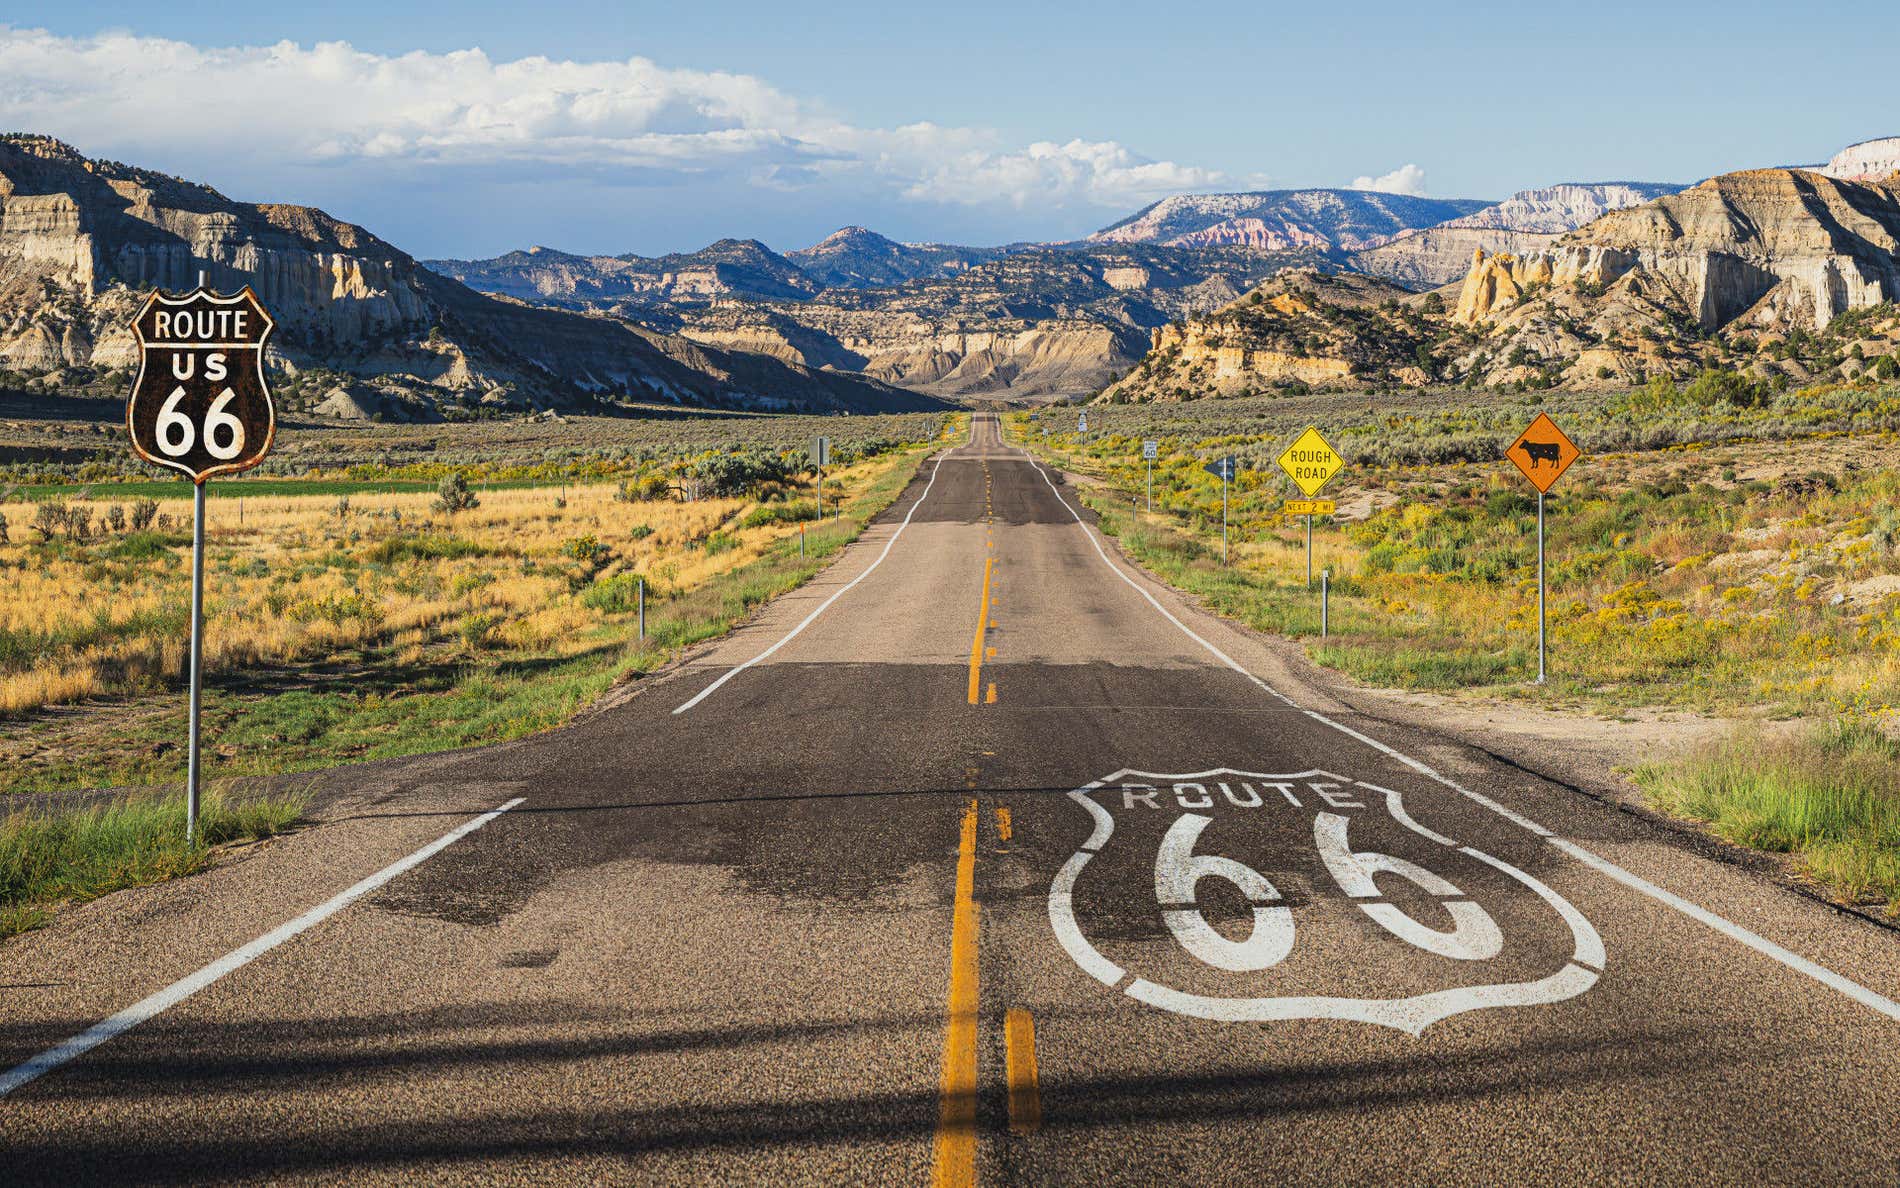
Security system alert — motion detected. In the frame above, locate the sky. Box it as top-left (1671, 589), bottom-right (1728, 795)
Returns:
top-left (2, 3), bottom-right (1892, 259)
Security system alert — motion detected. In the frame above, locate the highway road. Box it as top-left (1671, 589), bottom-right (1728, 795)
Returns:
top-left (5, 411), bottom-right (1900, 1184)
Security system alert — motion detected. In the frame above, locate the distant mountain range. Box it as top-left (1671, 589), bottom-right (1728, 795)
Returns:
top-left (426, 190), bottom-right (1506, 399)
top-left (7, 131), bottom-right (1896, 411)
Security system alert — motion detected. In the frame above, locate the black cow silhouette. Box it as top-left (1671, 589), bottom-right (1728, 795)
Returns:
top-left (1515, 438), bottom-right (1562, 468)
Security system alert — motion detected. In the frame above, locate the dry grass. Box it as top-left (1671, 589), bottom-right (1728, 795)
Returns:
top-left (0, 452), bottom-right (907, 720)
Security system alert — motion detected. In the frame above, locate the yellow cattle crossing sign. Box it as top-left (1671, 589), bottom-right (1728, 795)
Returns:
top-left (1285, 499), bottom-right (1335, 515)
top-left (1277, 426), bottom-right (1344, 497)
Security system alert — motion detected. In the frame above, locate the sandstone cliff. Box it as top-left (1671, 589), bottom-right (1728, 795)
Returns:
top-left (0, 136), bottom-right (934, 414)
top-left (1457, 170), bottom-right (1900, 334)
top-left (1822, 137), bottom-right (1900, 183)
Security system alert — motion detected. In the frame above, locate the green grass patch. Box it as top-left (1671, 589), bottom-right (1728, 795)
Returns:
top-left (739, 499), bottom-right (820, 528)
top-left (0, 786), bottom-right (308, 939)
top-left (364, 533), bottom-right (490, 564)
top-left (1635, 724), bottom-right (1900, 914)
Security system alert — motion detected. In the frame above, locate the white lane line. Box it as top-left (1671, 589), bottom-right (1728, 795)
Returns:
top-left (1027, 458), bottom-right (1900, 1024)
top-left (1548, 837), bottom-right (1900, 1024)
top-left (0, 797), bottom-right (526, 1100)
top-left (672, 447), bottom-right (956, 715)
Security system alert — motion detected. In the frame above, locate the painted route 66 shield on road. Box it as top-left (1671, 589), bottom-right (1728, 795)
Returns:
top-left (1048, 767), bottom-right (1604, 1034)
top-left (127, 287), bottom-right (277, 483)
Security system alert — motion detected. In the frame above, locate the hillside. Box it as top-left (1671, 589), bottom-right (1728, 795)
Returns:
top-left (0, 136), bottom-right (935, 416)
top-left (1085, 189), bottom-right (1488, 251)
top-left (1352, 182), bottom-right (1684, 288)
top-left (1102, 167), bottom-right (1900, 400)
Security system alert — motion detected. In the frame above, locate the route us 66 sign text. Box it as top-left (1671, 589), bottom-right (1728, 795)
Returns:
top-left (128, 286), bottom-right (277, 483)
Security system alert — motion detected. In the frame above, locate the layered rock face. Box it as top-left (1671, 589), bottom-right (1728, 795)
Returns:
top-left (1459, 170), bottom-right (1900, 333)
top-left (0, 136), bottom-right (430, 364)
top-left (0, 136), bottom-right (934, 414)
top-left (1353, 182), bottom-right (1681, 288)
top-left (1085, 190), bottom-right (1488, 252)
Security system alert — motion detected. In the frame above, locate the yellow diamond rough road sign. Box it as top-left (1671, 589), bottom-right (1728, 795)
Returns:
top-left (1277, 426), bottom-right (1343, 497)
top-left (1508, 412), bottom-right (1580, 494)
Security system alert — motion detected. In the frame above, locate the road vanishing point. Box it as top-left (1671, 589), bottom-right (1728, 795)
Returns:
top-left (5, 413), bottom-right (1899, 1184)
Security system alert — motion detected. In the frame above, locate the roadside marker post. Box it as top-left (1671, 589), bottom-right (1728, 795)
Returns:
top-left (1506, 412), bottom-right (1581, 683)
top-left (125, 277), bottom-right (277, 842)
top-left (1276, 427), bottom-right (1345, 592)
top-left (1321, 568), bottom-right (1330, 637)
top-left (1142, 439), bottom-right (1158, 512)
top-left (1203, 456), bottom-right (1238, 564)
top-left (810, 435), bottom-right (831, 521)
top-left (638, 576), bottom-right (646, 641)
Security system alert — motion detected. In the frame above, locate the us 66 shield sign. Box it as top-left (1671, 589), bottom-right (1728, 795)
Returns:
top-left (128, 287), bottom-right (276, 483)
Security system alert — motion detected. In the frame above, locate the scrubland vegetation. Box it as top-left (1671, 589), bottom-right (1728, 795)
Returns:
top-left (1018, 380), bottom-right (1900, 913)
top-left (0, 410), bottom-right (957, 798)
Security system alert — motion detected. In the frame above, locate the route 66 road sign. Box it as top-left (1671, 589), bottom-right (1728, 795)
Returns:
top-left (1048, 767), bottom-right (1604, 1034)
top-left (128, 287), bottom-right (276, 483)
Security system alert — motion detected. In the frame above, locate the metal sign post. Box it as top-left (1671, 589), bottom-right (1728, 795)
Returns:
top-left (809, 435), bottom-right (831, 521)
top-left (1142, 439), bottom-right (1158, 512)
top-left (126, 281), bottom-right (277, 842)
top-left (1506, 412), bottom-right (1580, 684)
top-left (1537, 492), bottom-right (1546, 683)
top-left (1203, 456), bottom-right (1237, 565)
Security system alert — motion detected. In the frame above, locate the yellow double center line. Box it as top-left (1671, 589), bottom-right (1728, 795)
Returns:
top-left (933, 800), bottom-right (982, 1184)
top-left (967, 556), bottom-right (994, 705)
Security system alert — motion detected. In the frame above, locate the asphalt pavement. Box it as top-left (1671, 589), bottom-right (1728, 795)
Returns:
top-left (4, 412), bottom-right (1899, 1185)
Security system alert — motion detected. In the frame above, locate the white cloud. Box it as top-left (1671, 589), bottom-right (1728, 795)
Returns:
top-left (0, 25), bottom-right (1222, 213)
top-left (1349, 164), bottom-right (1428, 196)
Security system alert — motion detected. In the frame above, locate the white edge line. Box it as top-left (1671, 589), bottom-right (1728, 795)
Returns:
top-left (0, 796), bottom-right (527, 1099)
top-left (1026, 452), bottom-right (1900, 1025)
top-left (673, 445), bottom-right (955, 715)
top-left (1548, 837), bottom-right (1900, 1023)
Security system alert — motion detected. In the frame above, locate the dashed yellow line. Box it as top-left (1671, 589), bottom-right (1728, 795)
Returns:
top-left (1004, 1008), bottom-right (1042, 1136)
top-left (931, 800), bottom-right (982, 1187)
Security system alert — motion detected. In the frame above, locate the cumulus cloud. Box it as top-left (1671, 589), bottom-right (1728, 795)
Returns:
top-left (1349, 164), bottom-right (1428, 196)
top-left (0, 26), bottom-right (1222, 214)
